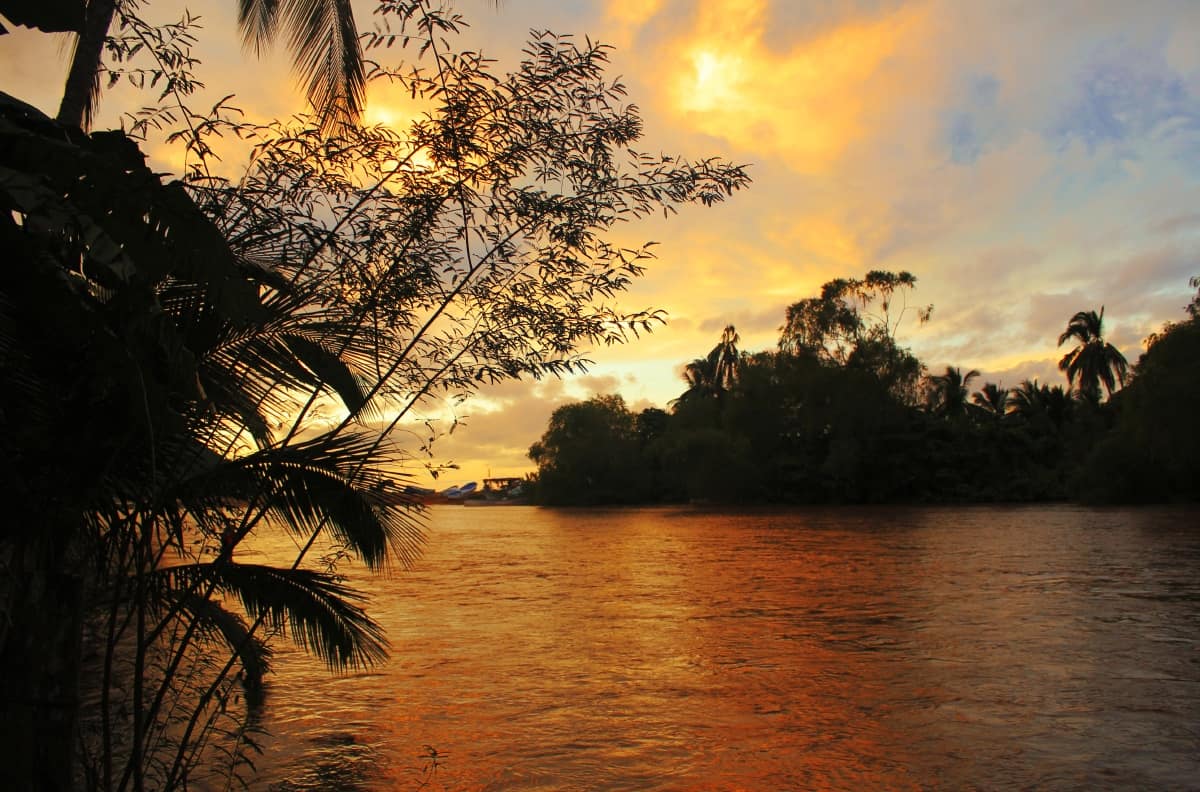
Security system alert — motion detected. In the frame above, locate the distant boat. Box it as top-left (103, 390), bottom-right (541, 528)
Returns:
top-left (451, 482), bottom-right (478, 497)
top-left (463, 477), bottom-right (530, 506)
top-left (438, 482), bottom-right (478, 502)
top-left (392, 482), bottom-right (477, 505)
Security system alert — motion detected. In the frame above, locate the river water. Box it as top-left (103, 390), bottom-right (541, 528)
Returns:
top-left (247, 505), bottom-right (1200, 790)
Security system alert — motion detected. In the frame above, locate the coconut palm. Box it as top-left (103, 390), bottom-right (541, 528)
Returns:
top-left (1057, 307), bottom-right (1128, 402)
top-left (1008, 379), bottom-right (1041, 419)
top-left (926, 366), bottom-right (980, 418)
top-left (677, 325), bottom-right (741, 405)
top-left (57, 0), bottom-right (364, 130)
top-left (1040, 383), bottom-right (1075, 427)
top-left (709, 325), bottom-right (741, 392)
top-left (1008, 379), bottom-right (1074, 429)
top-left (680, 354), bottom-right (718, 402)
top-left (972, 382), bottom-right (1009, 418)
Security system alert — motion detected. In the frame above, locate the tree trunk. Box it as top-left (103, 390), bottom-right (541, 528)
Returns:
top-left (57, 0), bottom-right (117, 129)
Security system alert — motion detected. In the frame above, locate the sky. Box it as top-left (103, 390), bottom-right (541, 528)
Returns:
top-left (4, 0), bottom-right (1200, 487)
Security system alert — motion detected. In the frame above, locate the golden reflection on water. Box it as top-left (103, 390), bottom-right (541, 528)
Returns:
top-left (247, 505), bottom-right (1200, 790)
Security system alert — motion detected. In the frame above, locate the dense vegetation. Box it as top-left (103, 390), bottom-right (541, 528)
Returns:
top-left (529, 273), bottom-right (1200, 506)
top-left (0, 2), bottom-right (747, 789)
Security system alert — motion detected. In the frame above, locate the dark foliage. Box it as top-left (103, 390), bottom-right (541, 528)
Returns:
top-left (529, 278), bottom-right (1199, 506)
top-left (0, 3), bottom-right (750, 787)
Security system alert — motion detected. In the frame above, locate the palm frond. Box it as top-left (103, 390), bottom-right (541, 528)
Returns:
top-left (238, 0), bottom-right (284, 54)
top-left (255, 0), bottom-right (366, 130)
top-left (236, 0), bottom-right (364, 127)
top-left (173, 432), bottom-right (425, 569)
top-left (158, 562), bottom-right (388, 670)
top-left (175, 592), bottom-right (273, 704)
top-left (282, 332), bottom-right (375, 421)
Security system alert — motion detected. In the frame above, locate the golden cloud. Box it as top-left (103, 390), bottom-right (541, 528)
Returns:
top-left (604, 0), bottom-right (667, 29)
top-left (664, 0), bottom-right (934, 172)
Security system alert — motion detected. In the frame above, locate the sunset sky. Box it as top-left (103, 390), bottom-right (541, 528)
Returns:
top-left (4, 0), bottom-right (1199, 486)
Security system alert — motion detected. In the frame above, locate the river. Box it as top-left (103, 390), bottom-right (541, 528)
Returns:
top-left (245, 504), bottom-right (1200, 790)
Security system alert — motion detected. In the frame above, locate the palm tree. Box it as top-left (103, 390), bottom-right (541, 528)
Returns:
top-left (57, 0), bottom-right (365, 130)
top-left (55, 0), bottom-right (116, 129)
top-left (1040, 383), bottom-right (1075, 427)
top-left (972, 382), bottom-right (1009, 418)
top-left (1008, 379), bottom-right (1041, 419)
top-left (709, 325), bottom-right (741, 393)
top-left (680, 354), bottom-right (717, 401)
top-left (677, 325), bottom-right (741, 405)
top-left (1008, 379), bottom-right (1074, 429)
top-left (1057, 307), bottom-right (1128, 403)
top-left (926, 366), bottom-right (979, 418)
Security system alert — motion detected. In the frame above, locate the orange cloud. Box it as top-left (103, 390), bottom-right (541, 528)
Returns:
top-left (666, 0), bottom-right (933, 172)
top-left (772, 213), bottom-right (867, 272)
top-left (604, 0), bottom-right (666, 30)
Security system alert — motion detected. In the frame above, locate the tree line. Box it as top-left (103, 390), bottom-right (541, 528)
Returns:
top-left (529, 272), bottom-right (1200, 505)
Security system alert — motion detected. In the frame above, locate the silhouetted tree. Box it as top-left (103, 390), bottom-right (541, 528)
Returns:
top-left (0, 90), bottom-right (413, 791)
top-left (636, 407), bottom-right (671, 445)
top-left (53, 0), bottom-right (364, 130)
top-left (1057, 307), bottom-right (1128, 403)
top-left (677, 325), bottom-right (741, 405)
top-left (1081, 284), bottom-right (1200, 502)
top-left (0, 4), bottom-right (749, 786)
top-left (1009, 379), bottom-right (1075, 429)
top-left (779, 271), bottom-right (930, 403)
top-left (522, 276), bottom-right (1200, 506)
top-left (529, 396), bottom-right (649, 504)
top-left (1008, 379), bottom-right (1042, 420)
top-left (972, 382), bottom-right (1010, 418)
top-left (926, 366), bottom-right (980, 418)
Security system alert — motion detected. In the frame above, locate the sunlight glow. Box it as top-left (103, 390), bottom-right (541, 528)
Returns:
top-left (679, 50), bottom-right (746, 113)
top-left (665, 1), bottom-right (930, 172)
top-left (365, 104), bottom-right (399, 128)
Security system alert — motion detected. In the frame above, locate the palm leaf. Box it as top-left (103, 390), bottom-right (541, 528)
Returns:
top-left (173, 432), bottom-right (425, 569)
top-left (239, 0), bottom-right (365, 130)
top-left (157, 562), bottom-right (387, 670)
top-left (174, 592), bottom-right (272, 704)
top-left (282, 332), bottom-right (375, 420)
top-left (238, 0), bottom-right (282, 52)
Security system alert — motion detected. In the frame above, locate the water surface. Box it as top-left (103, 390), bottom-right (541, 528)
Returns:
top-left (250, 505), bottom-right (1200, 790)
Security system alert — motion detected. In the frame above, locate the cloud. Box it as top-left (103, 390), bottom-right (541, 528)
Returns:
top-left (407, 370), bottom-right (644, 483)
top-left (8, 0), bottom-right (1200, 469)
top-left (941, 73), bottom-right (1005, 165)
top-left (982, 358), bottom-right (1063, 390)
top-left (1050, 41), bottom-right (1199, 152)
top-left (698, 306), bottom-right (784, 337)
top-left (651, 0), bottom-right (937, 174)
top-left (1105, 246), bottom-right (1196, 299)
top-left (604, 0), bottom-right (666, 26)
top-left (1154, 211), bottom-right (1200, 235)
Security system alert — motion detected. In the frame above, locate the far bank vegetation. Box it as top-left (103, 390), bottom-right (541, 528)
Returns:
top-left (528, 272), bottom-right (1200, 505)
